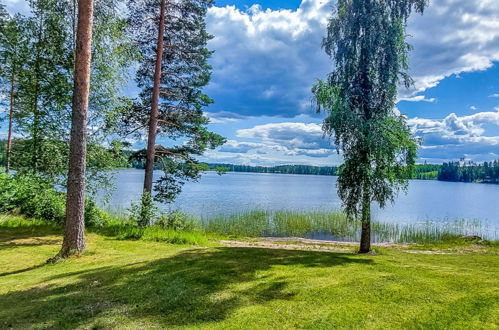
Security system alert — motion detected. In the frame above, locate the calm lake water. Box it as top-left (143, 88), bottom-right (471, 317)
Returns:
top-left (98, 169), bottom-right (499, 238)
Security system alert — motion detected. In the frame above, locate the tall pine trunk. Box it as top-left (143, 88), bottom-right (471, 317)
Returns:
top-left (5, 72), bottom-right (15, 173)
top-left (359, 188), bottom-right (371, 253)
top-left (143, 0), bottom-right (167, 195)
top-left (49, 0), bottom-right (94, 261)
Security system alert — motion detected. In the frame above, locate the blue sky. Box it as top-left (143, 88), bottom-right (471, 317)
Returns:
top-left (3, 0), bottom-right (499, 166)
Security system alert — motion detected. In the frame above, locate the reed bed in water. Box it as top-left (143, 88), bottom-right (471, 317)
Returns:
top-left (201, 211), bottom-right (494, 243)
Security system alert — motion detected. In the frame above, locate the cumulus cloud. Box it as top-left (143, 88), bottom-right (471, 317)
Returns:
top-left (405, 0), bottom-right (499, 95)
top-left (218, 140), bottom-right (265, 153)
top-left (205, 0), bottom-right (499, 117)
top-left (205, 111), bottom-right (248, 124)
top-left (489, 93), bottom-right (499, 98)
top-left (206, 0), bottom-right (331, 117)
top-left (409, 108), bottom-right (499, 161)
top-left (237, 122), bottom-right (330, 149)
top-left (209, 122), bottom-right (336, 162)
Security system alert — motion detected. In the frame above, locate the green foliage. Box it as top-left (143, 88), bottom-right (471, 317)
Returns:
top-left (0, 0), bottom-right (136, 191)
top-left (439, 159), bottom-right (499, 183)
top-left (0, 140), bottom-right (5, 167)
top-left (313, 0), bottom-right (428, 220)
top-left (0, 172), bottom-right (65, 223)
top-left (0, 172), bottom-right (105, 226)
top-left (206, 163), bottom-right (339, 176)
top-left (128, 192), bottom-right (158, 227)
top-left (156, 211), bottom-right (200, 231)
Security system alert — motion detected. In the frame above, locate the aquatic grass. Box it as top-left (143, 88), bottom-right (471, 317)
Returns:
top-left (203, 210), bottom-right (271, 237)
top-left (199, 211), bottom-right (497, 244)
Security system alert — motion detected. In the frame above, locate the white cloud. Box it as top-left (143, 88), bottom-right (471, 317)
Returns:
top-left (204, 121), bottom-right (338, 164)
top-left (218, 140), bottom-right (266, 153)
top-left (489, 93), bottom-right (499, 98)
top-left (408, 108), bottom-right (499, 160)
top-left (205, 111), bottom-right (248, 124)
top-left (237, 122), bottom-right (329, 149)
top-left (403, 0), bottom-right (499, 94)
top-left (206, 0), bottom-right (331, 116)
top-left (398, 96), bottom-right (437, 103)
top-left (206, 0), bottom-right (499, 115)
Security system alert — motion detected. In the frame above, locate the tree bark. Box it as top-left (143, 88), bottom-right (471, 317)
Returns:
top-left (143, 0), bottom-right (167, 194)
top-left (49, 0), bottom-right (94, 261)
top-left (5, 72), bottom-right (15, 173)
top-left (32, 14), bottom-right (43, 172)
top-left (359, 188), bottom-right (371, 253)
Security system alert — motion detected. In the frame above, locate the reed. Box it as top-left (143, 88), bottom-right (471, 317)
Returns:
top-left (200, 211), bottom-right (496, 243)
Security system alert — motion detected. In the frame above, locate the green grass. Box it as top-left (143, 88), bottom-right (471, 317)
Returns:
top-left (0, 215), bottom-right (498, 329)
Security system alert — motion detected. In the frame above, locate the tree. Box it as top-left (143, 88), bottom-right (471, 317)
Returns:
top-left (0, 11), bottom-right (26, 173)
top-left (4, 0), bottom-right (134, 192)
top-left (50, 0), bottom-right (94, 260)
top-left (125, 0), bottom-right (225, 220)
top-left (313, 0), bottom-right (428, 253)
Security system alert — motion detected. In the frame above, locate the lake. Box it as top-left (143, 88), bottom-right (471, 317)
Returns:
top-left (98, 169), bottom-right (499, 239)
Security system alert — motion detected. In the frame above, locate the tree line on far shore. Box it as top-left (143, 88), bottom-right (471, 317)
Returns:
top-left (203, 161), bottom-right (499, 184)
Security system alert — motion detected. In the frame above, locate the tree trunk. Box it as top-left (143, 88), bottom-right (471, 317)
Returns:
top-left (143, 0), bottom-right (167, 194)
top-left (5, 72), bottom-right (15, 173)
top-left (359, 188), bottom-right (371, 253)
top-left (32, 14), bottom-right (43, 172)
top-left (49, 0), bottom-right (94, 262)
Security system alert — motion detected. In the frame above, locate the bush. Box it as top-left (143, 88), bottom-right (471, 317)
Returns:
top-left (128, 192), bottom-right (158, 227)
top-left (84, 198), bottom-right (112, 227)
top-left (0, 173), bottom-right (65, 223)
top-left (0, 172), bottom-right (106, 227)
top-left (156, 211), bottom-right (200, 231)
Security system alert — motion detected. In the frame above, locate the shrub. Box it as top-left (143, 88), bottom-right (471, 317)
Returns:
top-left (156, 211), bottom-right (200, 231)
top-left (0, 172), bottom-right (106, 227)
top-left (128, 192), bottom-right (158, 227)
top-left (0, 173), bottom-right (65, 223)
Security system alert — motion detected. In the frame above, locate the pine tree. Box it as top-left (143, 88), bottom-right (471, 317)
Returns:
top-left (125, 0), bottom-right (225, 215)
top-left (50, 0), bottom-right (94, 261)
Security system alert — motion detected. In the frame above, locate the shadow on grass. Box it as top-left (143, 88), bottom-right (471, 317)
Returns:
top-left (0, 238), bottom-right (61, 252)
top-left (0, 247), bottom-right (373, 329)
top-left (0, 263), bottom-right (48, 277)
top-left (0, 225), bottom-right (61, 243)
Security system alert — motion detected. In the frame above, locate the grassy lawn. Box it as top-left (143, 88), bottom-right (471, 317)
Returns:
top-left (0, 216), bottom-right (498, 329)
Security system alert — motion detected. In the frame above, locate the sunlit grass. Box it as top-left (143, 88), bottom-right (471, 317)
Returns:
top-left (0, 215), bottom-right (498, 329)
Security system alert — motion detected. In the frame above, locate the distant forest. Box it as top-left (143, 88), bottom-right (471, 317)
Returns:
top-left (1, 140), bottom-right (498, 184)
top-left (208, 163), bottom-right (439, 180)
top-left (438, 160), bottom-right (499, 183)
top-left (205, 161), bottom-right (499, 184)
